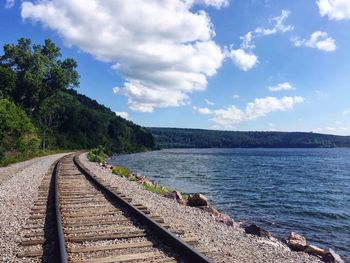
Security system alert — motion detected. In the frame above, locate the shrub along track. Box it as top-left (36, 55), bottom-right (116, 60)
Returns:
top-left (18, 153), bottom-right (212, 263)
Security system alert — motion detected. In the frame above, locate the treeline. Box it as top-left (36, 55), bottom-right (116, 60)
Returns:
top-left (0, 38), bottom-right (155, 164)
top-left (149, 127), bottom-right (350, 148)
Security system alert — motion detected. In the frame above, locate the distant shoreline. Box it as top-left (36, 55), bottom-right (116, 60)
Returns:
top-left (148, 127), bottom-right (350, 149)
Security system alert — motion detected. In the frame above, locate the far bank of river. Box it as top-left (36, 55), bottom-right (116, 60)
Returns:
top-left (110, 148), bottom-right (350, 261)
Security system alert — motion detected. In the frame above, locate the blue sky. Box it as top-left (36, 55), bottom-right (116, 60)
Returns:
top-left (1, 0), bottom-right (350, 135)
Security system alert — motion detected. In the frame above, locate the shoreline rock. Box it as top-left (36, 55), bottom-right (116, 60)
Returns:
top-left (286, 232), bottom-right (345, 263)
top-left (322, 248), bottom-right (345, 263)
top-left (245, 224), bottom-right (272, 238)
top-left (287, 232), bottom-right (307, 251)
top-left (106, 160), bottom-right (345, 263)
top-left (188, 193), bottom-right (209, 207)
top-left (84, 154), bottom-right (323, 262)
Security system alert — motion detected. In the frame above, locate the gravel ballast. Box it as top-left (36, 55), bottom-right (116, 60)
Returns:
top-left (0, 153), bottom-right (69, 262)
top-left (80, 153), bottom-right (322, 263)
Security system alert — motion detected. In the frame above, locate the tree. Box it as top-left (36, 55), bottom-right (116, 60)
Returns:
top-left (0, 65), bottom-right (16, 99)
top-left (0, 99), bottom-right (40, 154)
top-left (0, 38), bottom-right (79, 115)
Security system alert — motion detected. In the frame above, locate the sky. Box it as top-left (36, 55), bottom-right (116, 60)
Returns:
top-left (1, 0), bottom-right (350, 135)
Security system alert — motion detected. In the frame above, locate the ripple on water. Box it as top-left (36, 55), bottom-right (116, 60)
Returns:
top-left (111, 148), bottom-right (350, 260)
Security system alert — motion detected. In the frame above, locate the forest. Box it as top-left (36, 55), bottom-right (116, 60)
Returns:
top-left (149, 127), bottom-right (350, 148)
top-left (0, 38), bottom-right (155, 165)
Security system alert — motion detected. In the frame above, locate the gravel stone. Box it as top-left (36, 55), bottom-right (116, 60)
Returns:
top-left (0, 153), bottom-right (69, 262)
top-left (80, 153), bottom-right (322, 263)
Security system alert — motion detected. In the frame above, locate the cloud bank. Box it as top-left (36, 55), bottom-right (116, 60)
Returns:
top-left (317, 0), bottom-right (350, 20)
top-left (22, 0), bottom-right (226, 112)
top-left (194, 96), bottom-right (303, 128)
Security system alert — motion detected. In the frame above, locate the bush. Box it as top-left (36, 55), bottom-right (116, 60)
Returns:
top-left (0, 99), bottom-right (40, 154)
top-left (142, 183), bottom-right (171, 195)
top-left (112, 166), bottom-right (131, 178)
top-left (0, 146), bottom-right (4, 160)
top-left (87, 145), bottom-right (107, 163)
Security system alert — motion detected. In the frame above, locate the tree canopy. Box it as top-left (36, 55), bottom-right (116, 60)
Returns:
top-left (0, 38), bottom-right (79, 115)
top-left (149, 127), bottom-right (350, 148)
top-left (0, 38), bottom-right (155, 163)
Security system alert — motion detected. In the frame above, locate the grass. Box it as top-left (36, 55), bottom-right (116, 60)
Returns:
top-left (87, 146), bottom-right (107, 163)
top-left (142, 182), bottom-right (172, 195)
top-left (112, 166), bottom-right (131, 178)
top-left (0, 149), bottom-right (70, 167)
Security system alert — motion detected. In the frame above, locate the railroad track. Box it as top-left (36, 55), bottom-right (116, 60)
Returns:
top-left (18, 153), bottom-right (213, 262)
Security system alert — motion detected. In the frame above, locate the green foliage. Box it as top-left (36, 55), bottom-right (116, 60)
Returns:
top-left (112, 166), bottom-right (131, 178)
top-left (0, 99), bottom-right (40, 153)
top-left (142, 183), bottom-right (171, 195)
top-left (0, 38), bottom-right (79, 115)
top-left (87, 146), bottom-right (107, 163)
top-left (149, 128), bottom-right (350, 148)
top-left (37, 89), bottom-right (155, 152)
top-left (0, 149), bottom-right (67, 167)
top-left (0, 146), bottom-right (4, 160)
top-left (0, 65), bottom-right (16, 99)
top-left (0, 38), bottom-right (155, 157)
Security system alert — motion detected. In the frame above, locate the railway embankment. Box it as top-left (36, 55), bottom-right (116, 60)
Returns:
top-left (80, 153), bottom-right (323, 263)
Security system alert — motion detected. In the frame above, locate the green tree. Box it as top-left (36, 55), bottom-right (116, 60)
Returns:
top-left (0, 65), bottom-right (16, 99)
top-left (0, 38), bottom-right (79, 115)
top-left (0, 99), bottom-right (40, 153)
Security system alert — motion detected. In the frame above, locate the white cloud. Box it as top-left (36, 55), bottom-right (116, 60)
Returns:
top-left (188, 0), bottom-right (229, 9)
top-left (291, 31), bottom-right (336, 52)
top-left (195, 96), bottom-right (303, 128)
top-left (240, 31), bottom-right (255, 50)
top-left (115, 111), bottom-right (129, 120)
top-left (267, 122), bottom-right (277, 131)
top-left (193, 106), bottom-right (212, 115)
top-left (22, 0), bottom-right (225, 113)
top-left (233, 94), bottom-right (239, 99)
top-left (228, 10), bottom-right (292, 71)
top-left (342, 108), bottom-right (350, 115)
top-left (314, 89), bottom-right (329, 97)
top-left (268, 82), bottom-right (294, 92)
top-left (5, 0), bottom-right (14, 8)
top-left (227, 48), bottom-right (258, 71)
top-left (255, 10), bottom-right (294, 36)
top-left (241, 10), bottom-right (293, 50)
top-left (317, 0), bottom-right (350, 20)
top-left (204, 98), bottom-right (214, 105)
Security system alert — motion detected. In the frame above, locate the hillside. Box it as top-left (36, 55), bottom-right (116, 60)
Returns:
top-left (149, 127), bottom-right (350, 148)
top-left (38, 89), bottom-right (155, 153)
top-left (0, 38), bottom-right (155, 165)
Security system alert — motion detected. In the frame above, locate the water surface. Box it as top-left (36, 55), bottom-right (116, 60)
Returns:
top-left (110, 148), bottom-right (350, 260)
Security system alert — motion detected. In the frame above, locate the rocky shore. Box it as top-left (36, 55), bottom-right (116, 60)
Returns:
top-left (81, 154), bottom-right (327, 263)
top-left (0, 153), bottom-right (344, 262)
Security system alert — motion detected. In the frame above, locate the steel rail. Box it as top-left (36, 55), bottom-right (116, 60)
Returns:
top-left (73, 154), bottom-right (213, 263)
top-left (54, 158), bottom-right (69, 263)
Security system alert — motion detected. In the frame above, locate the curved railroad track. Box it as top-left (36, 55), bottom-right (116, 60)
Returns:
top-left (18, 153), bottom-right (213, 263)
